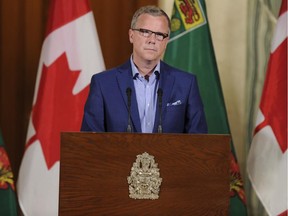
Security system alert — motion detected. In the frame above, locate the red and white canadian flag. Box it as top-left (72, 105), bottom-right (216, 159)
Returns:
top-left (17, 0), bottom-right (105, 215)
top-left (247, 0), bottom-right (287, 215)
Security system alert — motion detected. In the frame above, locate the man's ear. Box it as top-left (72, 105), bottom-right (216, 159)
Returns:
top-left (128, 29), bottom-right (134, 43)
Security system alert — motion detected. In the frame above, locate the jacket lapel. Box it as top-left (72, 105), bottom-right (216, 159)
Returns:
top-left (116, 60), bottom-right (142, 132)
top-left (153, 61), bottom-right (175, 132)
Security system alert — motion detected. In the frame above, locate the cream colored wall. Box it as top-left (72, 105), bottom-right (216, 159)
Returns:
top-left (159, 0), bottom-right (248, 176)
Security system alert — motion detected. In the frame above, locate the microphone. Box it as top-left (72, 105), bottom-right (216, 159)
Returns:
top-left (126, 87), bottom-right (132, 132)
top-left (157, 88), bottom-right (163, 133)
top-left (155, 71), bottom-right (160, 80)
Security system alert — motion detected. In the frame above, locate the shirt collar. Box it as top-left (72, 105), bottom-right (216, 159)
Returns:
top-left (130, 56), bottom-right (161, 80)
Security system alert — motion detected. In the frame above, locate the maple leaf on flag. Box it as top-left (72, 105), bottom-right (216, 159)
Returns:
top-left (17, 1), bottom-right (105, 215)
top-left (27, 53), bottom-right (89, 169)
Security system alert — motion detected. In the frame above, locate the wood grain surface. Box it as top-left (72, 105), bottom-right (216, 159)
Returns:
top-left (59, 132), bottom-right (230, 215)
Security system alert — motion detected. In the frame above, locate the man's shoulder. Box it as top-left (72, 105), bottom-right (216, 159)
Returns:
top-left (92, 60), bottom-right (131, 80)
top-left (92, 68), bottom-right (116, 79)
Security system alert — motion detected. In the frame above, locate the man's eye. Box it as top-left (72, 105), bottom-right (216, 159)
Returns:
top-left (142, 29), bottom-right (150, 33)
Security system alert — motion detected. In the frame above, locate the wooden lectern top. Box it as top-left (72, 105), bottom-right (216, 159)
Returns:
top-left (59, 132), bottom-right (230, 216)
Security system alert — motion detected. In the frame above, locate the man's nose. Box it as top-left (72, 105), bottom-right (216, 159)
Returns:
top-left (148, 33), bottom-right (157, 43)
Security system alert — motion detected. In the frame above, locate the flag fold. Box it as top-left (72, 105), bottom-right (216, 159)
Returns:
top-left (17, 0), bottom-right (105, 215)
top-left (247, 0), bottom-right (287, 215)
top-left (164, 0), bottom-right (247, 215)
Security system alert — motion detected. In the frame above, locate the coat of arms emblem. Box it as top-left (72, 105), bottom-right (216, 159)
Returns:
top-left (127, 152), bottom-right (162, 199)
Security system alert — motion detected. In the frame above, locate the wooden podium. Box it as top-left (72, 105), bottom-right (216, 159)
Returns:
top-left (59, 132), bottom-right (231, 215)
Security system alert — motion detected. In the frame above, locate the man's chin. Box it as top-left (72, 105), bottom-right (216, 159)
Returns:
top-left (143, 54), bottom-right (159, 62)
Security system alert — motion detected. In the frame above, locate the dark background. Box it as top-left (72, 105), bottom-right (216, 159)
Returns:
top-left (0, 0), bottom-right (157, 182)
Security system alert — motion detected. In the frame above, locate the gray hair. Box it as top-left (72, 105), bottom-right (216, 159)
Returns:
top-left (130, 5), bottom-right (171, 33)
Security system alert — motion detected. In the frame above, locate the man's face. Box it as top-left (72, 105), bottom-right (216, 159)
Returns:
top-left (129, 14), bottom-right (169, 63)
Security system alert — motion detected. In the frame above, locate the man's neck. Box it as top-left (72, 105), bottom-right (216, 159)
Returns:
top-left (132, 58), bottom-right (158, 77)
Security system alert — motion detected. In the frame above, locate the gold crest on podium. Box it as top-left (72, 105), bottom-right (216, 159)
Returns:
top-left (127, 152), bottom-right (162, 200)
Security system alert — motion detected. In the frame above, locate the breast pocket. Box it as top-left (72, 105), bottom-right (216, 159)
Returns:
top-left (163, 104), bottom-right (186, 132)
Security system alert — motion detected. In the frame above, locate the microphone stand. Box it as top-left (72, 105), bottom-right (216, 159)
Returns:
top-left (157, 88), bottom-right (163, 133)
top-left (126, 87), bottom-right (132, 132)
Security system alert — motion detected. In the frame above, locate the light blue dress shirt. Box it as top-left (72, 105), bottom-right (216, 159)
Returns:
top-left (130, 57), bottom-right (160, 133)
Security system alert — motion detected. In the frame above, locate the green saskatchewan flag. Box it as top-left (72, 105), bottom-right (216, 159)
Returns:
top-left (164, 0), bottom-right (247, 215)
top-left (0, 131), bottom-right (18, 216)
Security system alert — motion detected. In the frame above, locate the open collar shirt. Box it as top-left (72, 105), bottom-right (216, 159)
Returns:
top-left (130, 57), bottom-right (160, 133)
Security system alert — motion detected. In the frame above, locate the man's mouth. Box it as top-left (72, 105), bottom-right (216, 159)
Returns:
top-left (145, 48), bottom-right (157, 51)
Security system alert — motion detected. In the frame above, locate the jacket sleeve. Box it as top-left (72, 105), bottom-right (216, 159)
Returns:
top-left (185, 76), bottom-right (208, 133)
top-left (81, 75), bottom-right (105, 132)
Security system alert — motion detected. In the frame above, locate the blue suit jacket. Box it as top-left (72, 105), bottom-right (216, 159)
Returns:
top-left (81, 60), bottom-right (207, 133)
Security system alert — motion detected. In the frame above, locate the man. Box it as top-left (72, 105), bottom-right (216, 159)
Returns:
top-left (81, 5), bottom-right (207, 133)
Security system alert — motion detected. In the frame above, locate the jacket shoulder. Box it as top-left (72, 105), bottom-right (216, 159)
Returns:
top-left (91, 60), bottom-right (131, 81)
